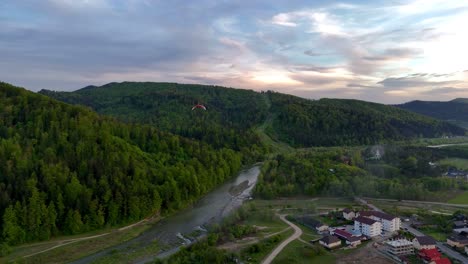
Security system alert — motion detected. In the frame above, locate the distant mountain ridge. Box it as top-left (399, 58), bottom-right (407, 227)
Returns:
top-left (40, 82), bottom-right (466, 147)
top-left (396, 98), bottom-right (468, 128)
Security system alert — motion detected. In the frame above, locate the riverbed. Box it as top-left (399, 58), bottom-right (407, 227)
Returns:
top-left (72, 165), bottom-right (261, 264)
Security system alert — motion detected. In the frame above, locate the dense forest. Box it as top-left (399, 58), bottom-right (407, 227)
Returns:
top-left (254, 146), bottom-right (468, 200)
top-left (40, 82), bottom-right (465, 149)
top-left (0, 82), bottom-right (243, 246)
top-left (39, 82), bottom-right (269, 162)
top-left (268, 92), bottom-right (466, 147)
top-left (397, 99), bottom-right (468, 128)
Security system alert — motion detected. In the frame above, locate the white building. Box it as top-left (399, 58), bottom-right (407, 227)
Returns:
top-left (386, 239), bottom-right (414, 256)
top-left (342, 208), bottom-right (356, 220)
top-left (354, 216), bottom-right (382, 237)
top-left (359, 211), bottom-right (401, 232)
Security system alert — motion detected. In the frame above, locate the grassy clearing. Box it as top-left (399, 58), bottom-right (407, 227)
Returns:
top-left (439, 158), bottom-right (468, 170)
top-left (240, 229), bottom-right (294, 264)
top-left (2, 223), bottom-right (151, 264)
top-left (272, 240), bottom-right (334, 264)
top-left (448, 192), bottom-right (468, 204)
top-left (419, 227), bottom-right (448, 241)
top-left (91, 240), bottom-right (159, 264)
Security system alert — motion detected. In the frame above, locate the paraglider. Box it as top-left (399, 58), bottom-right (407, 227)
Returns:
top-left (191, 104), bottom-right (207, 111)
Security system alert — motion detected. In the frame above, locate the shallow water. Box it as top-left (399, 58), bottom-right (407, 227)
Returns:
top-left (72, 165), bottom-right (261, 264)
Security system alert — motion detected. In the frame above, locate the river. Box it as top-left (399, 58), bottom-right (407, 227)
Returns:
top-left (72, 165), bottom-right (261, 264)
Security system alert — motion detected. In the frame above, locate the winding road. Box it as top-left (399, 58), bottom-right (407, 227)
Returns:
top-left (261, 214), bottom-right (302, 264)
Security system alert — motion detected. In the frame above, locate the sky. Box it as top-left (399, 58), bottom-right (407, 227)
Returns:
top-left (1, 0), bottom-right (468, 103)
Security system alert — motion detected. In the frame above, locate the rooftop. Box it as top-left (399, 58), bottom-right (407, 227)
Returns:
top-left (355, 216), bottom-right (378, 226)
top-left (414, 236), bottom-right (437, 245)
top-left (320, 235), bottom-right (341, 244)
top-left (359, 210), bottom-right (397, 221)
top-left (334, 229), bottom-right (353, 239)
top-left (386, 239), bottom-right (413, 247)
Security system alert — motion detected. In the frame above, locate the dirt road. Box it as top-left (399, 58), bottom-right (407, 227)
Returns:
top-left (261, 214), bottom-right (302, 264)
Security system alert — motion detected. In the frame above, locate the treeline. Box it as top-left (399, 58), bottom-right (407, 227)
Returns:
top-left (267, 92), bottom-right (466, 147)
top-left (0, 82), bottom-right (242, 245)
top-left (40, 83), bottom-right (465, 150)
top-left (397, 99), bottom-right (468, 123)
top-left (39, 82), bottom-right (269, 162)
top-left (254, 147), bottom-right (467, 200)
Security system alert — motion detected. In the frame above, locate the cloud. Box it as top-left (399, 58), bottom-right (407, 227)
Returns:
top-left (271, 13), bottom-right (297, 27)
top-left (1, 0), bottom-right (468, 103)
top-left (377, 74), bottom-right (460, 89)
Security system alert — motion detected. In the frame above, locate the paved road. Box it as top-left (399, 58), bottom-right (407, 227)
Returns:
top-left (401, 222), bottom-right (468, 264)
top-left (261, 214), bottom-right (302, 264)
top-left (357, 197), bottom-right (468, 264)
top-left (361, 197), bottom-right (468, 208)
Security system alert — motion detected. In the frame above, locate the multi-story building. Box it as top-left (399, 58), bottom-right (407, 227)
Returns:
top-left (386, 238), bottom-right (414, 256)
top-left (354, 216), bottom-right (382, 237)
top-left (359, 211), bottom-right (401, 232)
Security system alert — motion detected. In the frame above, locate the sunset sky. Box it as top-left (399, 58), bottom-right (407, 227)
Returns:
top-left (1, 0), bottom-right (468, 103)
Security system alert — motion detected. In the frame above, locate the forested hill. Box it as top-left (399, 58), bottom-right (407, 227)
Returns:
top-left (0, 82), bottom-right (242, 245)
top-left (40, 82), bottom-right (466, 148)
top-left (40, 82), bottom-right (268, 162)
top-left (268, 92), bottom-right (466, 146)
top-left (396, 99), bottom-right (468, 128)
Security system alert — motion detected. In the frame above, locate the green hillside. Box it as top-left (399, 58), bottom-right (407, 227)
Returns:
top-left (40, 82), bottom-right (466, 148)
top-left (40, 82), bottom-right (268, 162)
top-left (397, 99), bottom-right (468, 128)
top-left (268, 92), bottom-right (466, 146)
top-left (0, 82), bottom-right (242, 246)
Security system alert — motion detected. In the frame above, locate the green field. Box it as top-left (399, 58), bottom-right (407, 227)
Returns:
top-left (448, 191), bottom-right (468, 204)
top-left (240, 229), bottom-right (294, 263)
top-left (439, 158), bottom-right (468, 170)
top-left (1, 222), bottom-right (151, 264)
top-left (272, 240), bottom-right (335, 264)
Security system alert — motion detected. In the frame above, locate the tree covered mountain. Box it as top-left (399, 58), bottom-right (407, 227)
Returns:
top-left (40, 82), bottom-right (268, 162)
top-left (0, 82), bottom-right (242, 245)
top-left (396, 98), bottom-right (468, 128)
top-left (268, 92), bottom-right (466, 146)
top-left (40, 82), bottom-right (464, 148)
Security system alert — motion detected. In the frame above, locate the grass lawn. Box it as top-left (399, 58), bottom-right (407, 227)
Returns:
top-left (272, 240), bottom-right (335, 264)
top-left (418, 227), bottom-right (448, 241)
top-left (439, 158), bottom-right (468, 170)
top-left (240, 229), bottom-right (294, 264)
top-left (92, 240), bottom-right (159, 264)
top-left (1, 223), bottom-right (151, 264)
top-left (448, 191), bottom-right (468, 204)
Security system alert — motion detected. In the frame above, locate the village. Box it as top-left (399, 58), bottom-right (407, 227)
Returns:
top-left (289, 200), bottom-right (468, 264)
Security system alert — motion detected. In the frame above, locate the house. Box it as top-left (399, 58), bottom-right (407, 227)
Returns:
top-left (295, 216), bottom-right (329, 232)
top-left (319, 235), bottom-right (342, 249)
top-left (430, 258), bottom-right (451, 264)
top-left (413, 236), bottom-right (437, 250)
top-left (419, 248), bottom-right (452, 264)
top-left (331, 229), bottom-right (362, 246)
top-left (342, 208), bottom-right (356, 220)
top-left (418, 248), bottom-right (441, 262)
top-left (447, 232), bottom-right (468, 247)
top-left (444, 168), bottom-right (468, 180)
top-left (354, 216), bottom-right (382, 237)
top-left (359, 211), bottom-right (401, 232)
top-left (453, 220), bottom-right (466, 229)
top-left (385, 238), bottom-right (414, 256)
